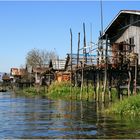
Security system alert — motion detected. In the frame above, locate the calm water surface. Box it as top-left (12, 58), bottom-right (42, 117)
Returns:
top-left (0, 91), bottom-right (140, 139)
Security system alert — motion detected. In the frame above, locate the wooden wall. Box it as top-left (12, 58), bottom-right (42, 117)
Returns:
top-left (115, 26), bottom-right (140, 64)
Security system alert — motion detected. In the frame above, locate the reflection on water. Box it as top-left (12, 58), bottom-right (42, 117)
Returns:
top-left (0, 92), bottom-right (140, 139)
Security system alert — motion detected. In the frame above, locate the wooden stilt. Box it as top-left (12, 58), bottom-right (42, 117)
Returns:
top-left (80, 68), bottom-right (84, 100)
top-left (108, 70), bottom-right (112, 101)
top-left (134, 58), bottom-right (138, 95)
top-left (93, 70), bottom-right (96, 101)
top-left (128, 70), bottom-right (131, 96)
top-left (86, 71), bottom-right (89, 101)
top-left (70, 28), bottom-right (73, 99)
top-left (75, 33), bottom-right (80, 87)
top-left (102, 34), bottom-right (108, 103)
top-left (96, 39), bottom-right (100, 102)
top-left (96, 70), bottom-right (99, 102)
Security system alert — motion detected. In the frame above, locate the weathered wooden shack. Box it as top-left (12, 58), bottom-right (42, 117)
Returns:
top-left (2, 73), bottom-right (11, 83)
top-left (103, 10), bottom-right (140, 64)
top-left (55, 72), bottom-right (70, 82)
top-left (10, 68), bottom-right (27, 81)
top-left (65, 10), bottom-right (140, 101)
top-left (33, 67), bottom-right (49, 85)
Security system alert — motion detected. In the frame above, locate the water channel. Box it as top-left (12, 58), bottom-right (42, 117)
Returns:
top-left (0, 91), bottom-right (140, 139)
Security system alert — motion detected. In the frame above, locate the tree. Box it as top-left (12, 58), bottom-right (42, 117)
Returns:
top-left (26, 48), bottom-right (57, 68)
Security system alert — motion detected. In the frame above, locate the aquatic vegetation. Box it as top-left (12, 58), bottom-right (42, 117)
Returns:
top-left (16, 81), bottom-right (118, 102)
top-left (15, 86), bottom-right (47, 97)
top-left (48, 81), bottom-right (95, 101)
top-left (105, 94), bottom-right (140, 116)
top-left (48, 81), bottom-right (71, 99)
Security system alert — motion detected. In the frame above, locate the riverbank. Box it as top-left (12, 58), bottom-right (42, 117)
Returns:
top-left (14, 86), bottom-right (47, 97)
top-left (14, 81), bottom-right (117, 101)
top-left (47, 81), bottom-right (118, 102)
top-left (14, 81), bottom-right (140, 117)
top-left (48, 81), bottom-right (94, 101)
top-left (105, 94), bottom-right (140, 116)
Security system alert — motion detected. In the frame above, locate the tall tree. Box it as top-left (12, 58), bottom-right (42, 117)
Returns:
top-left (26, 48), bottom-right (57, 68)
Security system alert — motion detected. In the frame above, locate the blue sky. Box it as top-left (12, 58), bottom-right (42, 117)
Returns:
top-left (0, 1), bottom-right (140, 72)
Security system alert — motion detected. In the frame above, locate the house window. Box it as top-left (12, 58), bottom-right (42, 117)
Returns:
top-left (129, 37), bottom-right (134, 45)
top-left (129, 37), bottom-right (134, 51)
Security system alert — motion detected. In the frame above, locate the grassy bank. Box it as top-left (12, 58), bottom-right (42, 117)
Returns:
top-left (105, 94), bottom-right (140, 116)
top-left (47, 81), bottom-right (118, 101)
top-left (48, 82), bottom-right (140, 116)
top-left (14, 81), bottom-right (118, 101)
top-left (14, 82), bottom-right (140, 116)
top-left (48, 81), bottom-right (94, 101)
top-left (15, 86), bottom-right (47, 97)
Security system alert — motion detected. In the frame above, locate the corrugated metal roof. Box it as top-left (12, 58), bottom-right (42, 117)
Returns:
top-left (33, 67), bottom-right (48, 73)
top-left (103, 10), bottom-right (140, 38)
top-left (121, 10), bottom-right (140, 14)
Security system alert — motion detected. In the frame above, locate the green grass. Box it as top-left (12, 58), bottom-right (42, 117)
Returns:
top-left (15, 86), bottom-right (47, 97)
top-left (14, 81), bottom-right (118, 102)
top-left (105, 94), bottom-right (140, 116)
top-left (47, 81), bottom-right (118, 102)
top-left (48, 81), bottom-right (96, 101)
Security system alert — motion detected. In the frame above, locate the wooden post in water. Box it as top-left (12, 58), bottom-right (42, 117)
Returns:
top-left (83, 23), bottom-right (87, 64)
top-left (102, 34), bottom-right (108, 102)
top-left (80, 23), bottom-right (87, 100)
top-left (128, 70), bottom-right (131, 96)
top-left (108, 70), bottom-right (112, 101)
top-left (80, 68), bottom-right (84, 100)
top-left (86, 71), bottom-right (89, 101)
top-left (134, 57), bottom-right (138, 95)
top-left (118, 72), bottom-right (123, 100)
top-left (93, 69), bottom-right (96, 101)
top-left (77, 33), bottom-right (80, 68)
top-left (70, 28), bottom-right (73, 99)
top-left (96, 42), bottom-right (100, 102)
top-left (75, 33), bottom-right (80, 88)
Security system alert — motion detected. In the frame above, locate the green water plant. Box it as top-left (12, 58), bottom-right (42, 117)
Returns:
top-left (15, 86), bottom-right (47, 97)
top-left (48, 81), bottom-right (95, 101)
top-left (105, 94), bottom-right (140, 116)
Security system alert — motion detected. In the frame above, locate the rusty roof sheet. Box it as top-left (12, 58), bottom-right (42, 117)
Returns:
top-left (33, 67), bottom-right (49, 73)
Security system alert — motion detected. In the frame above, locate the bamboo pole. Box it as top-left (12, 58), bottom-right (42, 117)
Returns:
top-left (75, 33), bottom-right (80, 88)
top-left (80, 23), bottom-right (87, 100)
top-left (83, 23), bottom-right (87, 64)
top-left (77, 33), bottom-right (80, 68)
top-left (70, 28), bottom-right (73, 98)
top-left (90, 23), bottom-right (93, 63)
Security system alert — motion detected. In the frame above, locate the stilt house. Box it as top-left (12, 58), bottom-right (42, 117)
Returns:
top-left (103, 10), bottom-right (140, 66)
